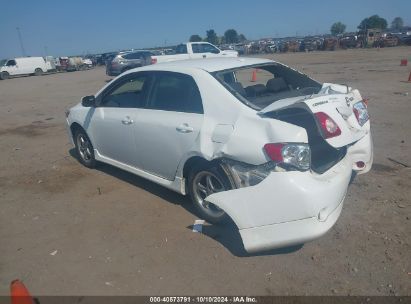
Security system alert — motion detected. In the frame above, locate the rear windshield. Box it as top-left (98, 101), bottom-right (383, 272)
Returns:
top-left (213, 63), bottom-right (322, 110)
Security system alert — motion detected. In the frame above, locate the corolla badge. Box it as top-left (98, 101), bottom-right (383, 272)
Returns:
top-left (345, 96), bottom-right (354, 106)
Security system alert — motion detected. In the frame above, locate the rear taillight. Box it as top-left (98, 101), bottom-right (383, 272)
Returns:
top-left (315, 112), bottom-right (341, 138)
top-left (264, 143), bottom-right (310, 171)
top-left (151, 57), bottom-right (157, 64)
top-left (353, 101), bottom-right (369, 126)
top-left (263, 143), bottom-right (284, 162)
top-left (224, 143), bottom-right (310, 188)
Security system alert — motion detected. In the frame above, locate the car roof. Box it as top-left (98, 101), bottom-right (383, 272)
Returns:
top-left (142, 57), bottom-right (275, 73)
top-left (119, 50), bottom-right (152, 55)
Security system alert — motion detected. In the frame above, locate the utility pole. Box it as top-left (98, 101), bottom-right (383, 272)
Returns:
top-left (16, 27), bottom-right (26, 57)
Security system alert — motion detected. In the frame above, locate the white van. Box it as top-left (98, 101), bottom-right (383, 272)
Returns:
top-left (0, 57), bottom-right (50, 80)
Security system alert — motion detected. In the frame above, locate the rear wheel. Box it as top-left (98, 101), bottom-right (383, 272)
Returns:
top-left (188, 163), bottom-right (231, 224)
top-left (34, 68), bottom-right (43, 76)
top-left (74, 128), bottom-right (96, 168)
top-left (0, 71), bottom-right (9, 80)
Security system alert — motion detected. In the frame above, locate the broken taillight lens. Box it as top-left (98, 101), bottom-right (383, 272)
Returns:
top-left (315, 112), bottom-right (341, 138)
top-left (223, 143), bottom-right (310, 188)
top-left (353, 101), bottom-right (369, 126)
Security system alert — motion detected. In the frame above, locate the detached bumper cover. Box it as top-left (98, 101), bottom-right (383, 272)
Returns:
top-left (206, 155), bottom-right (353, 253)
top-left (240, 196), bottom-right (344, 252)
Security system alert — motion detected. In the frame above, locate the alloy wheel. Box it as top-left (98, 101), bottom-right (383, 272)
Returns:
top-left (192, 171), bottom-right (226, 218)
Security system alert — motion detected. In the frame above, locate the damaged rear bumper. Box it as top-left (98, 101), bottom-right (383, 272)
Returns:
top-left (240, 196), bottom-right (344, 252)
top-left (206, 154), bottom-right (353, 253)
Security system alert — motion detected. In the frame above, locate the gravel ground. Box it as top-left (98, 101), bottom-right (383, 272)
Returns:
top-left (0, 46), bottom-right (410, 296)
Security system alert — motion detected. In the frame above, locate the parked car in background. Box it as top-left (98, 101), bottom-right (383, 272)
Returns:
top-left (322, 37), bottom-right (339, 50)
top-left (56, 57), bottom-right (70, 72)
top-left (151, 42), bottom-right (238, 64)
top-left (400, 34), bottom-right (411, 45)
top-left (101, 52), bottom-right (118, 66)
top-left (106, 50), bottom-right (154, 76)
top-left (68, 57), bottom-right (90, 71)
top-left (374, 34), bottom-right (399, 48)
top-left (339, 35), bottom-right (362, 49)
top-left (0, 57), bottom-right (50, 80)
top-left (66, 57), bottom-right (373, 253)
top-left (82, 58), bottom-right (93, 68)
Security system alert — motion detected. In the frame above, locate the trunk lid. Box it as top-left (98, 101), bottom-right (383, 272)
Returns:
top-left (259, 83), bottom-right (369, 148)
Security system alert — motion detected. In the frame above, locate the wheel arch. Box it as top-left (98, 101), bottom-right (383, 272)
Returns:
top-left (182, 155), bottom-right (211, 180)
top-left (181, 155), bottom-right (236, 190)
top-left (0, 71), bottom-right (10, 80)
top-left (70, 122), bottom-right (82, 138)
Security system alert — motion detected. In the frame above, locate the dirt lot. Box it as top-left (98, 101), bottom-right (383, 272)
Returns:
top-left (0, 47), bottom-right (410, 296)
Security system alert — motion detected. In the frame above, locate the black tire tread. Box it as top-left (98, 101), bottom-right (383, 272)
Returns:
top-left (73, 128), bottom-right (96, 169)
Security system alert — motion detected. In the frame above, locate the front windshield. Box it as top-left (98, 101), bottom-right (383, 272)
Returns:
top-left (213, 64), bottom-right (322, 110)
top-left (0, 59), bottom-right (6, 66)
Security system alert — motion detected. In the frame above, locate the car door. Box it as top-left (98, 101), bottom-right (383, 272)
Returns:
top-left (189, 43), bottom-right (205, 59)
top-left (87, 72), bottom-right (151, 167)
top-left (132, 71), bottom-right (204, 180)
top-left (122, 52), bottom-right (142, 69)
top-left (199, 43), bottom-right (222, 58)
top-left (5, 60), bottom-right (18, 75)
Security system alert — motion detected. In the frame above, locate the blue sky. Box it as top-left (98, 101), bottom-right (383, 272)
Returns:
top-left (1, 0), bottom-right (410, 58)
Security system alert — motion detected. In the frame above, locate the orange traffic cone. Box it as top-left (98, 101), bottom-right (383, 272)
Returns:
top-left (251, 69), bottom-right (257, 82)
top-left (10, 280), bottom-right (35, 304)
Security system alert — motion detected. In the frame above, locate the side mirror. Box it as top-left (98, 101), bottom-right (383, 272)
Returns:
top-left (81, 95), bottom-right (95, 107)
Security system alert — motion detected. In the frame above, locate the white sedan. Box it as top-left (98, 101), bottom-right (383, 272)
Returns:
top-left (66, 57), bottom-right (373, 253)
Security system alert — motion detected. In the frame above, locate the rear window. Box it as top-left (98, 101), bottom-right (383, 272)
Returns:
top-left (175, 44), bottom-right (188, 54)
top-left (123, 52), bottom-right (146, 60)
top-left (213, 64), bottom-right (322, 110)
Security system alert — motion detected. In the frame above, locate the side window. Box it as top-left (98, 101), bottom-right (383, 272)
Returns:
top-left (6, 60), bottom-right (16, 66)
top-left (148, 72), bottom-right (203, 114)
top-left (192, 44), bottom-right (201, 53)
top-left (175, 44), bottom-right (188, 54)
top-left (128, 52), bottom-right (144, 60)
top-left (101, 74), bottom-right (150, 108)
top-left (201, 43), bottom-right (220, 54)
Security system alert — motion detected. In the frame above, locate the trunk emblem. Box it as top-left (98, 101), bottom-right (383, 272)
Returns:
top-left (312, 100), bottom-right (328, 107)
top-left (345, 96), bottom-right (354, 106)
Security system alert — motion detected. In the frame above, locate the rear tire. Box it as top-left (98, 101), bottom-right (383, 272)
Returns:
top-left (74, 128), bottom-right (96, 168)
top-left (34, 68), bottom-right (43, 76)
top-left (0, 71), bottom-right (9, 80)
top-left (188, 163), bottom-right (231, 224)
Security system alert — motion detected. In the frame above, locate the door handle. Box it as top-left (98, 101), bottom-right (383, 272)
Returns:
top-left (176, 123), bottom-right (194, 133)
top-left (202, 54), bottom-right (207, 58)
top-left (121, 117), bottom-right (134, 125)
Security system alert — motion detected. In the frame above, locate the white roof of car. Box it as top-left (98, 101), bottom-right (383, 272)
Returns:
top-left (145, 57), bottom-right (275, 73)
